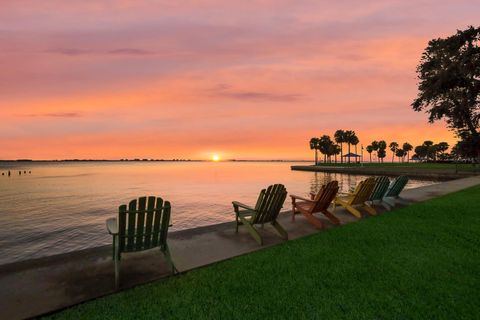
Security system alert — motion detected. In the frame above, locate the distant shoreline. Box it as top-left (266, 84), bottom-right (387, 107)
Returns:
top-left (0, 159), bottom-right (312, 163)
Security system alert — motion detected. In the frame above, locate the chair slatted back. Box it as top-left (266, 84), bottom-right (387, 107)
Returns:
top-left (385, 175), bottom-right (409, 198)
top-left (350, 177), bottom-right (376, 205)
top-left (312, 181), bottom-right (339, 213)
top-left (252, 184), bottom-right (287, 224)
top-left (118, 196), bottom-right (171, 253)
top-left (369, 176), bottom-right (391, 201)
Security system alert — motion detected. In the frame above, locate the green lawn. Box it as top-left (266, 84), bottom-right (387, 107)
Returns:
top-left (47, 186), bottom-right (480, 319)
top-left (311, 162), bottom-right (479, 172)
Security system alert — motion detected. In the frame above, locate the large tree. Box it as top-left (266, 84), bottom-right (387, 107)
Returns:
top-left (412, 26), bottom-right (480, 160)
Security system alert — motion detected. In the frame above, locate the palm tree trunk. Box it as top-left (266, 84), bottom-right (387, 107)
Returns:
top-left (314, 150), bottom-right (318, 165)
top-left (348, 143), bottom-right (351, 163)
top-left (340, 143), bottom-right (343, 164)
top-left (369, 153), bottom-right (372, 163)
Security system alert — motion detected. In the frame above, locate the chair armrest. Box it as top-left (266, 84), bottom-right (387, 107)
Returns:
top-left (290, 194), bottom-right (314, 202)
top-left (106, 218), bottom-right (118, 235)
top-left (232, 201), bottom-right (255, 211)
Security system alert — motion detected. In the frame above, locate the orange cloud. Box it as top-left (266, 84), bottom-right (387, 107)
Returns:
top-left (0, 1), bottom-right (475, 159)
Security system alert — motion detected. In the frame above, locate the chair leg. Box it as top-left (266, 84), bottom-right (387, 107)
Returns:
top-left (114, 236), bottom-right (120, 289)
top-left (343, 204), bottom-right (362, 218)
top-left (363, 203), bottom-right (377, 215)
top-left (239, 216), bottom-right (263, 245)
top-left (302, 213), bottom-right (324, 229)
top-left (235, 210), bottom-right (239, 233)
top-left (112, 235), bottom-right (116, 260)
top-left (336, 200), bottom-right (362, 218)
top-left (383, 197), bottom-right (396, 208)
top-left (381, 201), bottom-right (392, 211)
top-left (271, 220), bottom-right (288, 240)
top-left (322, 209), bottom-right (340, 225)
top-left (291, 199), bottom-right (296, 221)
top-left (163, 243), bottom-right (178, 274)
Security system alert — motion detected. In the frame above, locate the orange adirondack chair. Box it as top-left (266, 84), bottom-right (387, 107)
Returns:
top-left (290, 181), bottom-right (340, 229)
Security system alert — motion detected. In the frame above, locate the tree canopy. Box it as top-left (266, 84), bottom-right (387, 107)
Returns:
top-left (412, 26), bottom-right (480, 159)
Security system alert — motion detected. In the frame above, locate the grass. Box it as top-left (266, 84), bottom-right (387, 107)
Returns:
top-left (47, 186), bottom-right (480, 319)
top-left (309, 162), bottom-right (479, 172)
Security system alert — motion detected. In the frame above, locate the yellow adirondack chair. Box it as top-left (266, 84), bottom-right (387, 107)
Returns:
top-left (333, 177), bottom-right (376, 218)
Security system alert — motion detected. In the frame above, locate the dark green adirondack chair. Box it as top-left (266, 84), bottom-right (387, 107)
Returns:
top-left (383, 175), bottom-right (409, 208)
top-left (106, 196), bottom-right (176, 288)
top-left (232, 184), bottom-right (288, 245)
top-left (369, 176), bottom-right (392, 211)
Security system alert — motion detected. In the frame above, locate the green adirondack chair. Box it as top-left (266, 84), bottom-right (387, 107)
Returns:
top-left (232, 184), bottom-right (288, 245)
top-left (383, 175), bottom-right (409, 208)
top-left (369, 176), bottom-right (392, 211)
top-left (106, 196), bottom-right (176, 288)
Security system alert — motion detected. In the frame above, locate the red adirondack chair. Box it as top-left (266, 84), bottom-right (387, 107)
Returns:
top-left (290, 181), bottom-right (340, 229)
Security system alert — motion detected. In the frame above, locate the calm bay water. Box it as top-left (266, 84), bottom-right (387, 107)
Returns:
top-left (0, 161), bottom-right (437, 265)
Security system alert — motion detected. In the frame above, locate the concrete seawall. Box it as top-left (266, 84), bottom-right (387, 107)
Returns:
top-left (290, 165), bottom-right (477, 180)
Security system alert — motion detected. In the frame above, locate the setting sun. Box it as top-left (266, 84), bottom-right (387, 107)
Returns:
top-left (212, 154), bottom-right (220, 162)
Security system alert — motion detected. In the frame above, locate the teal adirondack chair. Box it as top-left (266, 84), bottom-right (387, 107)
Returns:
top-left (383, 176), bottom-right (409, 208)
top-left (232, 184), bottom-right (288, 245)
top-left (106, 196), bottom-right (176, 288)
top-left (369, 176), bottom-right (392, 211)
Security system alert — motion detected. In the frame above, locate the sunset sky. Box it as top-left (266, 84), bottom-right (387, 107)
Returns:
top-left (1, 1), bottom-right (478, 160)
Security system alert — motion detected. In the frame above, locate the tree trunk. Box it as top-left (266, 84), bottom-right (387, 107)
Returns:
top-left (340, 143), bottom-right (343, 164)
top-left (348, 143), bottom-right (351, 163)
top-left (314, 150), bottom-right (318, 165)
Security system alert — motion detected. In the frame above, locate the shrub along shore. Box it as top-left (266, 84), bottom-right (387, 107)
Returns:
top-left (46, 185), bottom-right (480, 319)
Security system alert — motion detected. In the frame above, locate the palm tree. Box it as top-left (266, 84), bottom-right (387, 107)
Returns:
top-left (366, 145), bottom-right (373, 163)
top-left (333, 144), bottom-right (341, 163)
top-left (378, 140), bottom-right (387, 163)
top-left (350, 135), bottom-right (360, 163)
top-left (334, 130), bottom-right (346, 164)
top-left (309, 138), bottom-right (319, 165)
top-left (371, 140), bottom-right (379, 162)
top-left (395, 148), bottom-right (406, 162)
top-left (389, 142), bottom-right (399, 163)
top-left (318, 135), bottom-right (333, 163)
top-left (344, 130), bottom-right (355, 163)
top-left (378, 148), bottom-right (386, 163)
top-left (402, 142), bottom-right (413, 162)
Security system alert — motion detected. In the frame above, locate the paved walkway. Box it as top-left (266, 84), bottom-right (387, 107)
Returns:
top-left (1, 176), bottom-right (479, 319)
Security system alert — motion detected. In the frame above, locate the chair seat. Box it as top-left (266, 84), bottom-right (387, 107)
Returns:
top-left (295, 201), bottom-right (314, 212)
top-left (336, 195), bottom-right (354, 203)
